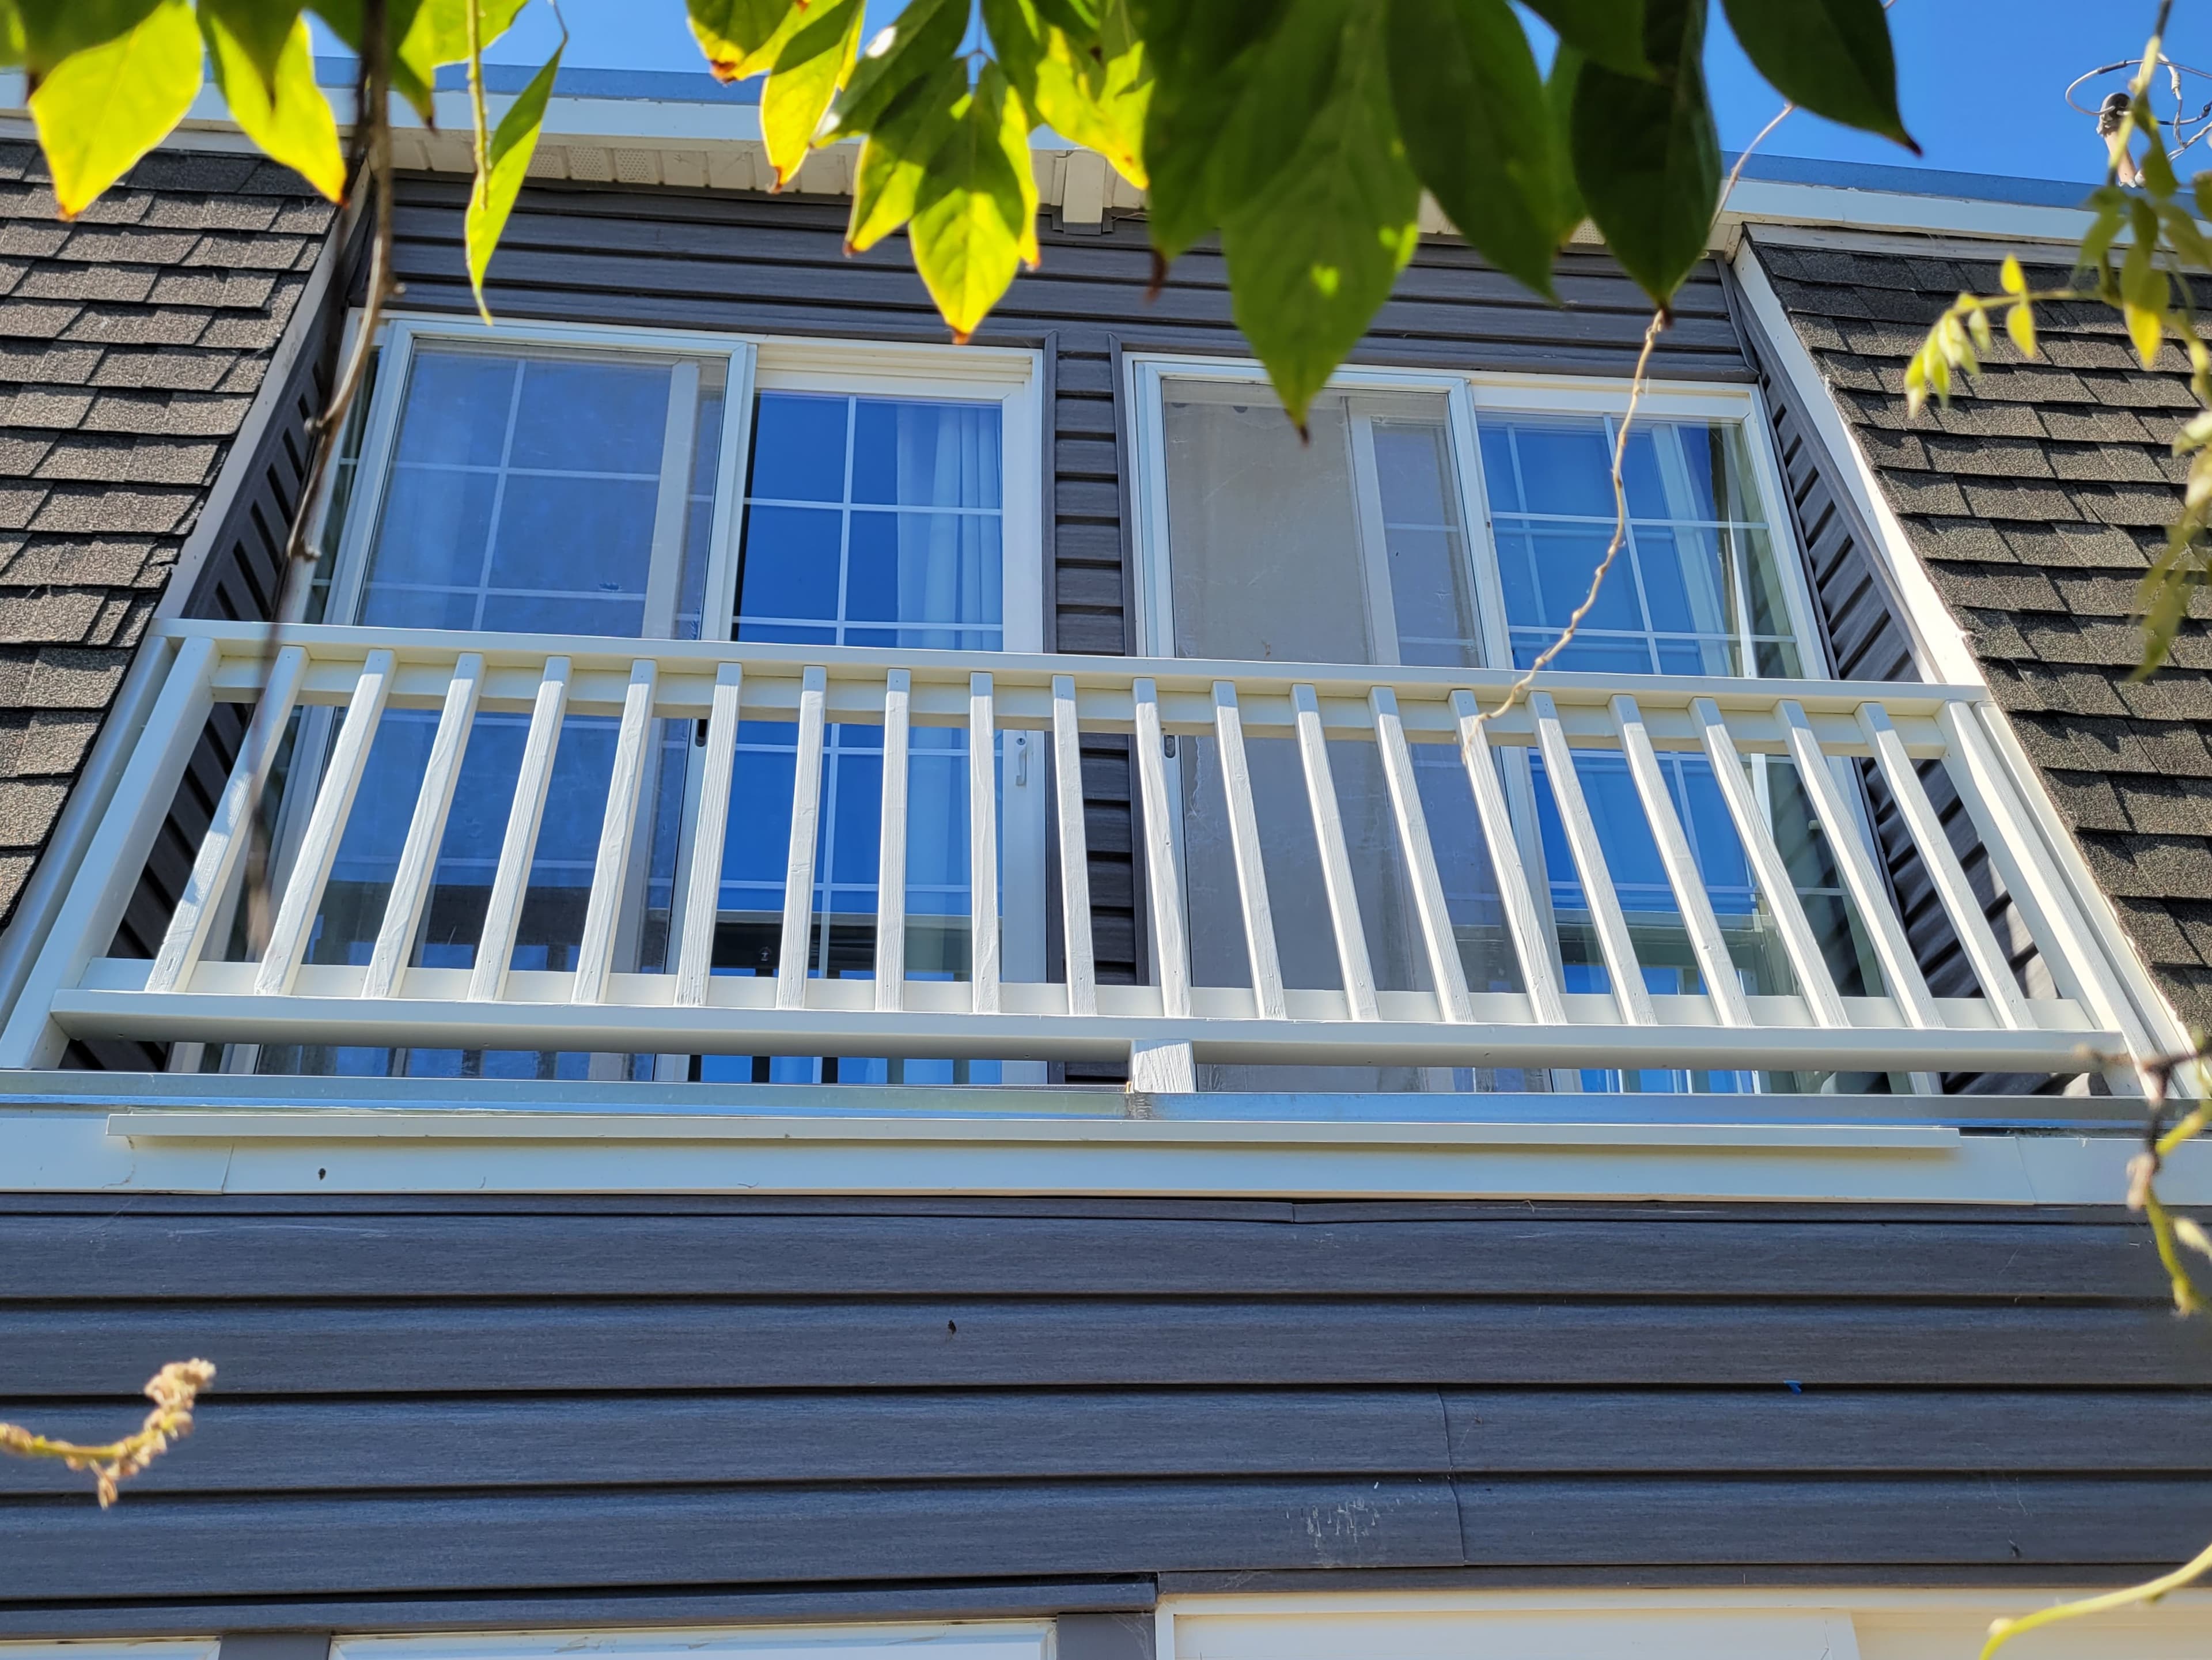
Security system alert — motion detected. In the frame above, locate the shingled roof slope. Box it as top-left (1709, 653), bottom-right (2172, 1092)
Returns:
top-left (1753, 232), bottom-right (2212, 1028)
top-left (0, 139), bottom-right (332, 929)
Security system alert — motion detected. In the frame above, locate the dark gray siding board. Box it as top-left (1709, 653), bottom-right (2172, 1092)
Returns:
top-left (2, 1197), bottom-right (2205, 1623)
top-left (8, 1389), bottom-right (2209, 1499)
top-left (12, 1300), bottom-right (2208, 1394)
top-left (0, 1212), bottom-right (2171, 1299)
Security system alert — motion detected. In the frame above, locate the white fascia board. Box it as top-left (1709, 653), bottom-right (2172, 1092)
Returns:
top-left (3, 1099), bottom-right (2206, 1203)
top-left (1716, 177), bottom-right (2096, 248)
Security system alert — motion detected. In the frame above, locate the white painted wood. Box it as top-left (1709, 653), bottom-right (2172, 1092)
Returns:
top-left (1690, 696), bottom-right (1848, 1028)
top-left (1291, 683), bottom-right (1380, 1022)
top-left (571, 660), bottom-right (660, 1006)
top-left (145, 644), bottom-right (308, 995)
top-left (1370, 687), bottom-right (1473, 1023)
top-left (777, 665), bottom-right (829, 1011)
top-left (1131, 677), bottom-right (1191, 1018)
top-left (1129, 1037), bottom-right (1197, 1093)
top-left (968, 671), bottom-right (1001, 1015)
top-left (1528, 690), bottom-right (1653, 1026)
top-left (1211, 682), bottom-right (1285, 1021)
top-left (1775, 698), bottom-right (1938, 1029)
top-left (0, 636), bottom-right (218, 1068)
top-left (255, 649), bottom-right (395, 997)
top-left (1858, 702), bottom-right (2032, 1031)
top-left (673, 663), bottom-right (743, 1009)
top-left (467, 657), bottom-right (571, 1004)
top-left (876, 668), bottom-right (911, 1012)
top-left (639, 359), bottom-right (701, 641)
top-left (1450, 691), bottom-right (1566, 1024)
top-left (364, 653), bottom-right (483, 999)
top-left (1051, 674), bottom-right (1096, 1017)
top-left (1610, 693), bottom-right (1751, 1028)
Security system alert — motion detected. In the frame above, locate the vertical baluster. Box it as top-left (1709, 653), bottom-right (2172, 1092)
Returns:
top-left (1528, 690), bottom-right (1652, 1026)
top-left (969, 671), bottom-right (1001, 1015)
top-left (145, 644), bottom-right (308, 995)
top-left (1858, 703), bottom-right (2031, 1030)
top-left (571, 660), bottom-right (660, 1007)
top-left (1131, 676), bottom-right (1191, 1018)
top-left (876, 668), bottom-right (911, 1012)
top-left (1610, 693), bottom-right (1751, 1028)
top-left (1691, 697), bottom-right (1847, 1027)
top-left (1211, 682), bottom-right (1285, 1021)
top-left (777, 666), bottom-right (829, 1011)
top-left (1449, 690), bottom-right (1565, 1024)
top-left (1370, 687), bottom-right (1474, 1023)
top-left (1776, 698), bottom-right (1939, 1030)
top-left (255, 649), bottom-right (396, 997)
top-left (1052, 674), bottom-right (1096, 1017)
top-left (674, 663), bottom-right (743, 1008)
top-left (363, 653), bottom-right (483, 999)
top-left (468, 657), bottom-right (570, 1003)
top-left (1291, 683), bottom-right (1378, 1022)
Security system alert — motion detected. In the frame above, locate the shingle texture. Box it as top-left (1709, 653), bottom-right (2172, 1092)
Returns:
top-left (1758, 234), bottom-right (2212, 1026)
top-left (0, 141), bottom-right (330, 928)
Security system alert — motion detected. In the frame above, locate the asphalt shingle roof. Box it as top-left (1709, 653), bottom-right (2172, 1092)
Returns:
top-left (0, 140), bottom-right (331, 929)
top-left (1757, 233), bottom-right (2212, 1028)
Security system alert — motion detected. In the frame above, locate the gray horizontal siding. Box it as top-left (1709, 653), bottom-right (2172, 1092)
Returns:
top-left (2, 1196), bottom-right (2207, 1631)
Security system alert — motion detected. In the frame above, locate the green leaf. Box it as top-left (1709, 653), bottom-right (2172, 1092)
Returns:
top-left (1386, 0), bottom-right (1562, 297)
top-left (846, 55), bottom-right (965, 251)
top-left (28, 0), bottom-right (199, 215)
top-left (1209, 0), bottom-right (1347, 217)
top-left (1545, 43), bottom-right (1586, 239)
top-left (14, 0), bottom-right (160, 75)
top-left (1128, 0), bottom-right (1283, 262)
top-left (198, 0), bottom-right (300, 97)
top-left (825, 0), bottom-right (967, 141)
top-left (1718, 0), bottom-right (1912, 149)
top-left (205, 8), bottom-right (344, 200)
top-left (908, 60), bottom-right (1037, 341)
top-left (401, 0), bottom-right (527, 69)
top-left (761, 0), bottom-right (865, 188)
top-left (1569, 0), bottom-right (1719, 308)
top-left (307, 0), bottom-right (433, 118)
top-left (2138, 96), bottom-right (2178, 199)
top-left (2196, 173), bottom-right (2212, 226)
top-left (0, 2), bottom-right (22, 67)
top-left (1220, 0), bottom-right (1419, 426)
top-left (687, 0), bottom-right (800, 82)
top-left (465, 44), bottom-right (560, 323)
top-left (986, 0), bottom-right (1152, 187)
top-left (1520, 0), bottom-right (1647, 76)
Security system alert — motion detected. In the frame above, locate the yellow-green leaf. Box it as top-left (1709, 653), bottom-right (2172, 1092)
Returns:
top-left (846, 56), bottom-right (964, 252)
top-left (206, 10), bottom-right (343, 201)
top-left (402, 0), bottom-right (527, 70)
top-left (687, 0), bottom-right (800, 82)
top-left (1999, 253), bottom-right (2025, 296)
top-left (309, 0), bottom-right (434, 118)
top-left (761, 0), bottom-right (864, 187)
top-left (823, 0), bottom-right (965, 142)
top-left (2125, 301), bottom-right (2166, 368)
top-left (988, 0), bottom-right (1151, 188)
top-left (465, 46), bottom-right (560, 323)
top-left (1964, 301), bottom-right (1993, 357)
top-left (28, 0), bottom-right (200, 217)
top-left (909, 63), bottom-right (1036, 342)
top-left (14, 0), bottom-right (160, 74)
top-left (0, 1), bottom-right (21, 66)
top-left (197, 0), bottom-right (300, 97)
top-left (2005, 300), bottom-right (2035, 358)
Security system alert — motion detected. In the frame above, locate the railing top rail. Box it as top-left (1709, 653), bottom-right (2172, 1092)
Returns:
top-left (154, 617), bottom-right (1993, 718)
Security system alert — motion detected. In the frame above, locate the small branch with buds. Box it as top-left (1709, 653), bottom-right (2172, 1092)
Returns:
top-left (0, 1359), bottom-right (215, 1507)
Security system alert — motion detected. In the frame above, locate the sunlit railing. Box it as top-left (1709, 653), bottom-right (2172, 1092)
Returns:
top-left (0, 618), bottom-right (2146, 1088)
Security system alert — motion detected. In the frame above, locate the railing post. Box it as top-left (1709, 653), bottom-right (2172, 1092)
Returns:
top-left (0, 634), bottom-right (219, 1069)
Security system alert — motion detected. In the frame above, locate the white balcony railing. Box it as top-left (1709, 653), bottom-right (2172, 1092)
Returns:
top-left (0, 619), bottom-right (2149, 1088)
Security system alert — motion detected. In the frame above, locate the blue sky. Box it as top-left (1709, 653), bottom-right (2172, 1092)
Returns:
top-left (457, 0), bottom-right (2212, 188)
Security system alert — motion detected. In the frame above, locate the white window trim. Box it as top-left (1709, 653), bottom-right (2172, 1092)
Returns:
top-left (261, 311), bottom-right (1051, 1079)
top-left (1158, 1588), bottom-right (2212, 1660)
top-left (332, 1624), bottom-right (1052, 1660)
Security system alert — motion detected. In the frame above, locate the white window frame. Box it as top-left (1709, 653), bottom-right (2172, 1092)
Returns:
top-left (264, 313), bottom-right (1050, 1079)
top-left (1124, 353), bottom-right (1828, 677)
top-left (332, 1626), bottom-right (1053, 1660)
